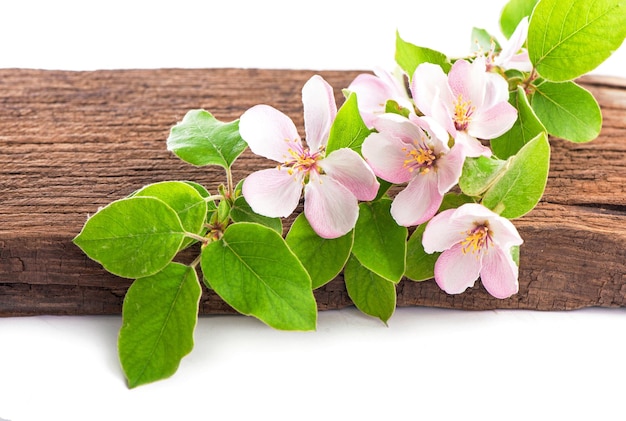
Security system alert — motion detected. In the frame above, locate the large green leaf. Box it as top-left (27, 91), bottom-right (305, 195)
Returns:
top-left (459, 156), bottom-right (508, 197)
top-left (201, 222), bottom-right (317, 331)
top-left (491, 86), bottom-right (546, 159)
top-left (395, 31), bottom-right (451, 79)
top-left (528, 0), bottom-right (626, 81)
top-left (500, 0), bottom-right (539, 39)
top-left (73, 197), bottom-right (186, 279)
top-left (133, 181), bottom-right (208, 237)
top-left (167, 109), bottom-right (247, 168)
top-left (230, 196), bottom-right (283, 234)
top-left (344, 255), bottom-right (396, 324)
top-left (352, 199), bottom-right (407, 283)
top-left (285, 214), bottom-right (354, 289)
top-left (482, 132), bottom-right (550, 219)
top-left (531, 80), bottom-right (602, 143)
top-left (118, 263), bottom-right (201, 388)
top-left (326, 92), bottom-right (372, 155)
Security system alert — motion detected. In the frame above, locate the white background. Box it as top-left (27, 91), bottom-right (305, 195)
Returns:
top-left (1, 1), bottom-right (625, 420)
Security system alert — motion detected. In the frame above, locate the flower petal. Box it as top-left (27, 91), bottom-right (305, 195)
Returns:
top-left (422, 208), bottom-right (468, 253)
top-left (303, 75), bottom-right (337, 152)
top-left (361, 132), bottom-right (413, 184)
top-left (496, 17), bottom-right (529, 70)
top-left (468, 101), bottom-right (518, 140)
top-left (319, 148), bottom-right (380, 201)
top-left (479, 246), bottom-right (519, 298)
top-left (239, 104), bottom-right (301, 162)
top-left (436, 145), bottom-right (465, 194)
top-left (242, 168), bottom-right (303, 218)
top-left (347, 73), bottom-right (397, 128)
top-left (448, 58), bottom-right (486, 109)
top-left (373, 113), bottom-right (426, 144)
top-left (411, 63), bottom-right (451, 118)
top-left (454, 131), bottom-right (492, 158)
top-left (434, 243), bottom-right (482, 294)
top-left (303, 175), bottom-right (359, 239)
top-left (390, 174), bottom-right (442, 226)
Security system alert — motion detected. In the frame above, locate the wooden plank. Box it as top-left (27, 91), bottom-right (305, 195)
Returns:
top-left (0, 68), bottom-right (624, 316)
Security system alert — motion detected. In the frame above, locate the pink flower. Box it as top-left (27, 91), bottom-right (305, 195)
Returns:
top-left (422, 203), bottom-right (523, 299)
top-left (490, 17), bottom-right (532, 72)
top-left (240, 75), bottom-right (379, 239)
top-left (346, 67), bottom-right (413, 128)
top-left (411, 58), bottom-right (517, 157)
top-left (361, 114), bottom-right (464, 226)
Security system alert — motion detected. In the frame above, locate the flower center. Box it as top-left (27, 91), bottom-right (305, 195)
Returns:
top-left (453, 94), bottom-right (475, 131)
top-left (461, 223), bottom-right (491, 255)
top-left (284, 146), bottom-right (323, 178)
top-left (403, 142), bottom-right (437, 175)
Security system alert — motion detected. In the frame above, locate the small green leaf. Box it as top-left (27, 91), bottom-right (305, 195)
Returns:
top-left (118, 263), bottom-right (201, 388)
top-left (352, 199), bottom-right (407, 283)
top-left (528, 0), bottom-right (626, 81)
top-left (326, 92), bottom-right (372, 155)
top-left (471, 27), bottom-right (500, 53)
top-left (482, 132), bottom-right (550, 219)
top-left (73, 197), bottom-right (186, 279)
top-left (500, 0), bottom-right (539, 39)
top-left (285, 214), bottom-right (354, 289)
top-left (344, 255), bottom-right (396, 324)
top-left (201, 222), bottom-right (317, 331)
top-left (134, 181), bottom-right (208, 238)
top-left (385, 99), bottom-right (411, 118)
top-left (230, 196), bottom-right (283, 234)
top-left (395, 31), bottom-right (451, 79)
top-left (531, 80), bottom-right (602, 143)
top-left (405, 223), bottom-right (438, 282)
top-left (167, 109), bottom-right (247, 169)
top-left (491, 86), bottom-right (546, 159)
top-left (459, 156), bottom-right (508, 197)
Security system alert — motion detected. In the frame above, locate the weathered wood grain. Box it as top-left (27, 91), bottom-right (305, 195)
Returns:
top-left (0, 68), bottom-right (624, 316)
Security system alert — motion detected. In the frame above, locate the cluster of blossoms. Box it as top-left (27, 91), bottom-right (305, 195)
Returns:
top-left (239, 20), bottom-right (531, 299)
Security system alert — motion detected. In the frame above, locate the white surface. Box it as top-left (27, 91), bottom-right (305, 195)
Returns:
top-left (1, 1), bottom-right (625, 420)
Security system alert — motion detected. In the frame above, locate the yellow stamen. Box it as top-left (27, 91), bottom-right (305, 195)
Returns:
top-left (460, 224), bottom-right (491, 255)
top-left (403, 145), bottom-right (437, 174)
top-left (454, 94), bottom-right (475, 131)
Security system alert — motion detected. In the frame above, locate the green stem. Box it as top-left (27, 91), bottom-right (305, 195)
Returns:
top-left (190, 254), bottom-right (202, 269)
top-left (205, 194), bottom-right (224, 203)
top-left (184, 232), bottom-right (207, 243)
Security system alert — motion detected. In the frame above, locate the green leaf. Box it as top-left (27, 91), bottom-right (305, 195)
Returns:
top-left (471, 27), bottom-right (500, 53)
top-left (230, 196), bottom-right (283, 234)
top-left (500, 0), bottom-right (539, 39)
top-left (405, 223), bottom-right (438, 282)
top-left (134, 181), bottom-right (208, 238)
top-left (201, 222), bottom-right (317, 331)
top-left (459, 156), bottom-right (508, 197)
top-left (385, 99), bottom-right (411, 118)
top-left (344, 255), bottom-right (396, 324)
top-left (167, 109), bottom-right (247, 168)
top-left (482, 132), bottom-right (550, 219)
top-left (326, 92), bottom-right (372, 155)
top-left (531, 80), bottom-right (602, 143)
top-left (285, 214), bottom-right (354, 289)
top-left (73, 197), bottom-right (186, 279)
top-left (395, 31), bottom-right (451, 79)
top-left (405, 193), bottom-right (474, 282)
top-left (118, 263), bottom-right (201, 388)
top-left (352, 199), bottom-right (407, 283)
top-left (528, 0), bottom-right (626, 81)
top-left (491, 86), bottom-right (547, 159)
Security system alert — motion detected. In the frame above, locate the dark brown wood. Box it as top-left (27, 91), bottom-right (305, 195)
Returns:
top-left (0, 68), bottom-right (624, 316)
